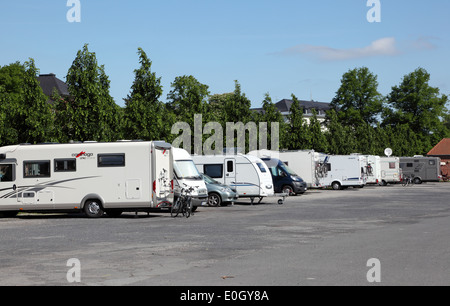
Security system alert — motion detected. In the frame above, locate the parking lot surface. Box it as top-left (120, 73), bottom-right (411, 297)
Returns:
top-left (1, 183), bottom-right (449, 286)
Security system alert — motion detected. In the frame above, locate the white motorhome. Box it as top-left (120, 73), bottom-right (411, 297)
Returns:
top-left (192, 154), bottom-right (274, 202)
top-left (0, 141), bottom-right (173, 218)
top-left (319, 155), bottom-right (367, 190)
top-left (249, 150), bottom-right (329, 188)
top-left (365, 155), bottom-right (382, 185)
top-left (172, 148), bottom-right (208, 209)
top-left (379, 157), bottom-right (401, 185)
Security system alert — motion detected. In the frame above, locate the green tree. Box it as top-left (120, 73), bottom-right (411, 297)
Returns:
top-left (123, 48), bottom-right (169, 141)
top-left (223, 81), bottom-right (253, 124)
top-left (257, 93), bottom-right (286, 150)
top-left (330, 67), bottom-right (383, 127)
top-left (308, 109), bottom-right (328, 153)
top-left (325, 109), bottom-right (355, 155)
top-left (383, 68), bottom-right (449, 154)
top-left (285, 94), bottom-right (311, 150)
top-left (65, 44), bottom-right (121, 142)
top-left (167, 75), bottom-right (210, 125)
top-left (0, 60), bottom-right (54, 145)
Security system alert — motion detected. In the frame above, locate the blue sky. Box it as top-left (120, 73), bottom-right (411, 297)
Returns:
top-left (1, 0), bottom-right (449, 108)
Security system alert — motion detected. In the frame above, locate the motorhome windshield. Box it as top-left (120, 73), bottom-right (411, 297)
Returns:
top-left (279, 162), bottom-right (298, 176)
top-left (174, 160), bottom-right (202, 180)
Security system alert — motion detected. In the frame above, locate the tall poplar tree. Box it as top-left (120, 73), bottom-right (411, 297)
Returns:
top-left (123, 48), bottom-right (169, 141)
top-left (65, 44), bottom-right (120, 142)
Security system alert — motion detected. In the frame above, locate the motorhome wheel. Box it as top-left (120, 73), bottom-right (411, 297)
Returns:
top-left (84, 200), bottom-right (104, 218)
top-left (332, 182), bottom-right (342, 190)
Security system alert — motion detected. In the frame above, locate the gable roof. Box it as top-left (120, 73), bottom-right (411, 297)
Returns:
top-left (275, 99), bottom-right (332, 113)
top-left (37, 73), bottom-right (70, 98)
top-left (428, 138), bottom-right (450, 156)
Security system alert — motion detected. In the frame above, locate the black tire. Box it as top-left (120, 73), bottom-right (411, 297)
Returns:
top-left (84, 199), bottom-right (104, 218)
top-left (332, 182), bottom-right (342, 191)
top-left (414, 177), bottom-right (422, 185)
top-left (282, 185), bottom-right (294, 196)
top-left (208, 193), bottom-right (222, 207)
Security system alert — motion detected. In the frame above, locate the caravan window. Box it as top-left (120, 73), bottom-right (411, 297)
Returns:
top-left (24, 161), bottom-right (51, 178)
top-left (98, 154), bottom-right (125, 167)
top-left (429, 160), bottom-right (436, 166)
top-left (55, 159), bottom-right (76, 172)
top-left (0, 164), bottom-right (15, 182)
top-left (389, 162), bottom-right (396, 169)
top-left (204, 164), bottom-right (223, 179)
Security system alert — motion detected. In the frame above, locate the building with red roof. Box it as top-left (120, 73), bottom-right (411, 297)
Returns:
top-left (427, 138), bottom-right (450, 180)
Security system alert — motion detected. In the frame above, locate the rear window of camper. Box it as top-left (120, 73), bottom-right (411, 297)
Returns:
top-left (24, 161), bottom-right (51, 178)
top-left (204, 164), bottom-right (223, 178)
top-left (55, 159), bottom-right (76, 172)
top-left (98, 154), bottom-right (125, 167)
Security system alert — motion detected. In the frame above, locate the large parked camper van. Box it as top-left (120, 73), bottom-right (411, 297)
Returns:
top-left (0, 141), bottom-right (174, 218)
top-left (319, 155), bottom-right (367, 190)
top-left (192, 154), bottom-right (274, 201)
top-left (400, 156), bottom-right (441, 183)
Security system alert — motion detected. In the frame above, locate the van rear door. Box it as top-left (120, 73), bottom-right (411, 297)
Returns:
top-left (152, 142), bottom-right (173, 208)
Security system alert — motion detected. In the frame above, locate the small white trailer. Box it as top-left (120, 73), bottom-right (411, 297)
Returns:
top-left (0, 141), bottom-right (174, 218)
top-left (172, 148), bottom-right (208, 208)
top-left (192, 154), bottom-right (274, 202)
top-left (379, 157), bottom-right (401, 185)
top-left (249, 150), bottom-right (329, 188)
top-left (319, 155), bottom-right (367, 190)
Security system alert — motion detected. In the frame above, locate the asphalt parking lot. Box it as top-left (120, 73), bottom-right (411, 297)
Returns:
top-left (0, 182), bottom-right (449, 286)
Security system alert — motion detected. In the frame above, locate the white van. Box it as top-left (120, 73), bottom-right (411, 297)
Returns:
top-left (0, 141), bottom-right (173, 218)
top-left (172, 148), bottom-right (208, 208)
top-left (379, 157), bottom-right (401, 185)
top-left (192, 154), bottom-right (274, 202)
top-left (319, 155), bottom-right (367, 190)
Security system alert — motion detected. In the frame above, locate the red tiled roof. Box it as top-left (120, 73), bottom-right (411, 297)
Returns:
top-left (428, 138), bottom-right (450, 156)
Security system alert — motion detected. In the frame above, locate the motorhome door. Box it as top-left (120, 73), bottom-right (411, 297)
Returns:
top-left (224, 158), bottom-right (236, 186)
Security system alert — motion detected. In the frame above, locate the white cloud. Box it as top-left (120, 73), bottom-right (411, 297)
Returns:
top-left (278, 37), bottom-right (400, 61)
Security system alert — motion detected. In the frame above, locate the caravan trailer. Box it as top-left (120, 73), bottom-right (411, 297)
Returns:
top-left (319, 155), bottom-right (367, 190)
top-left (379, 157), bottom-right (401, 185)
top-left (248, 150), bottom-right (329, 188)
top-left (400, 157), bottom-right (441, 184)
top-left (172, 148), bottom-right (208, 208)
top-left (192, 154), bottom-right (274, 201)
top-left (0, 141), bottom-right (173, 218)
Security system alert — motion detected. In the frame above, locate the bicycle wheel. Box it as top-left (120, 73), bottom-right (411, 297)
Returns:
top-left (171, 198), bottom-right (182, 218)
top-left (184, 198), bottom-right (192, 219)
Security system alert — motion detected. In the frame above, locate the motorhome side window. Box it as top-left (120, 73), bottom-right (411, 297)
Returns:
top-left (55, 159), bottom-right (76, 172)
top-left (429, 160), bottom-right (436, 166)
top-left (256, 163), bottom-right (267, 173)
top-left (0, 164), bottom-right (15, 182)
top-left (98, 154), bottom-right (125, 167)
top-left (204, 164), bottom-right (223, 178)
top-left (24, 161), bottom-right (51, 178)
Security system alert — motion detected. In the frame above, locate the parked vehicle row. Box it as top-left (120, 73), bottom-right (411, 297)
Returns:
top-left (0, 142), bottom-right (443, 218)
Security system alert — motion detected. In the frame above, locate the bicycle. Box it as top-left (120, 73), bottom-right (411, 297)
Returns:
top-left (171, 184), bottom-right (196, 218)
top-left (402, 174), bottom-right (415, 187)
